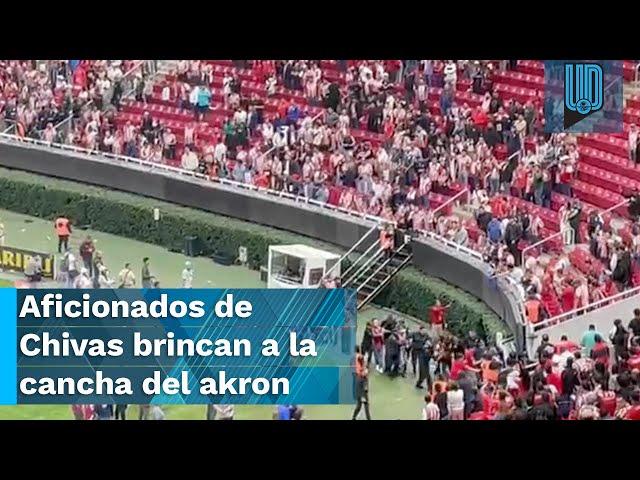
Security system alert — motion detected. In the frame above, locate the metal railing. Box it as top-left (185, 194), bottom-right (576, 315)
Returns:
top-left (431, 188), bottom-right (469, 216)
top-left (0, 128), bottom-right (536, 349)
top-left (342, 241), bottom-right (382, 285)
top-left (53, 60), bottom-right (148, 134)
top-left (324, 223), bottom-right (379, 279)
top-left (343, 246), bottom-right (385, 287)
top-left (520, 228), bottom-right (569, 266)
top-left (416, 229), bottom-right (483, 261)
top-left (532, 284), bottom-right (640, 331)
top-left (357, 240), bottom-right (410, 293)
top-left (111, 60), bottom-right (149, 103)
top-left (521, 196), bottom-right (631, 266)
top-left (601, 197), bottom-right (631, 220)
top-left (52, 114), bottom-right (74, 142)
top-left (1, 121), bottom-right (16, 135)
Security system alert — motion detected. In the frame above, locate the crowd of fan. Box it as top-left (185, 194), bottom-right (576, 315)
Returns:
top-left (0, 60), bottom-right (545, 230)
top-left (431, 130), bottom-right (640, 323)
top-left (0, 60), bottom-right (144, 141)
top-left (4, 59), bottom-right (640, 326)
top-left (355, 306), bottom-right (640, 420)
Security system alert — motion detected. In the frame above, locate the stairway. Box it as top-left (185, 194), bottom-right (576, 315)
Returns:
top-left (340, 231), bottom-right (413, 310)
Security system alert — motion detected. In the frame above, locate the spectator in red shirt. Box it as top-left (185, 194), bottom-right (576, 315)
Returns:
top-left (430, 299), bottom-right (451, 333)
top-left (371, 319), bottom-right (385, 374)
top-left (590, 335), bottom-right (610, 369)
top-left (545, 364), bottom-right (563, 396)
top-left (624, 391), bottom-right (640, 420)
top-left (599, 389), bottom-right (617, 418)
top-left (555, 335), bottom-right (580, 355)
top-left (450, 352), bottom-right (466, 381)
top-left (560, 280), bottom-right (576, 313)
top-left (628, 352), bottom-right (640, 370)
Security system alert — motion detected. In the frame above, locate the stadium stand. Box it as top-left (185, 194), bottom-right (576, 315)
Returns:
top-left (2, 59), bottom-right (640, 328)
top-left (2, 59), bottom-right (640, 420)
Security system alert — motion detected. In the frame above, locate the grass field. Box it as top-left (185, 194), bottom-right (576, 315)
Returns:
top-left (0, 209), bottom-right (426, 420)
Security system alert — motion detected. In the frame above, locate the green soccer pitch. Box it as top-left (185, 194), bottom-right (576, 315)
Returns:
top-left (0, 209), bottom-right (427, 420)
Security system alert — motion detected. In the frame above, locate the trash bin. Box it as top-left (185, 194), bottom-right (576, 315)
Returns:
top-left (212, 252), bottom-right (233, 266)
top-left (184, 236), bottom-right (200, 257)
top-left (260, 266), bottom-right (268, 283)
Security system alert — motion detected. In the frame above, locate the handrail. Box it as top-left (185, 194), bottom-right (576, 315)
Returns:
top-left (341, 239), bottom-right (380, 283)
top-left (417, 229), bottom-right (484, 261)
top-left (532, 284), bottom-right (640, 331)
top-left (601, 197), bottom-right (630, 217)
top-left (324, 223), bottom-right (379, 279)
top-left (356, 240), bottom-right (410, 293)
top-left (431, 188), bottom-right (468, 216)
top-left (1, 121), bottom-right (16, 134)
top-left (358, 250), bottom-right (413, 309)
top-left (121, 60), bottom-right (153, 100)
top-left (343, 246), bottom-right (384, 287)
top-left (520, 228), bottom-right (568, 266)
top-left (507, 149), bottom-right (522, 162)
top-left (636, 62), bottom-right (640, 84)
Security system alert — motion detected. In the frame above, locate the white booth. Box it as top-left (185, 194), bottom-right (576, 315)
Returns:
top-left (267, 244), bottom-right (341, 289)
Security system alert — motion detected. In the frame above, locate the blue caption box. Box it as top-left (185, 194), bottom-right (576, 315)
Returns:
top-left (3, 288), bottom-right (357, 405)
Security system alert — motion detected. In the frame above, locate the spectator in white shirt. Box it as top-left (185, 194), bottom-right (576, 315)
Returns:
top-left (273, 126), bottom-right (288, 148)
top-left (182, 261), bottom-right (194, 288)
top-left (181, 147), bottom-right (199, 171)
top-left (102, 131), bottom-right (115, 153)
top-left (262, 121), bottom-right (274, 142)
top-left (213, 141), bottom-right (227, 163)
top-left (446, 381), bottom-right (465, 420)
top-left (42, 122), bottom-right (56, 143)
top-left (98, 266), bottom-right (115, 289)
top-left (422, 394), bottom-right (441, 420)
top-left (234, 108), bottom-right (247, 125)
top-left (189, 85), bottom-right (200, 110)
top-left (163, 128), bottom-right (177, 160)
top-left (443, 61), bottom-right (457, 87)
top-left (266, 75), bottom-right (277, 97)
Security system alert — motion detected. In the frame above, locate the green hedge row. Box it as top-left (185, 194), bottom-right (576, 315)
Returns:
top-left (0, 167), bottom-right (506, 339)
top-left (376, 268), bottom-right (507, 340)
